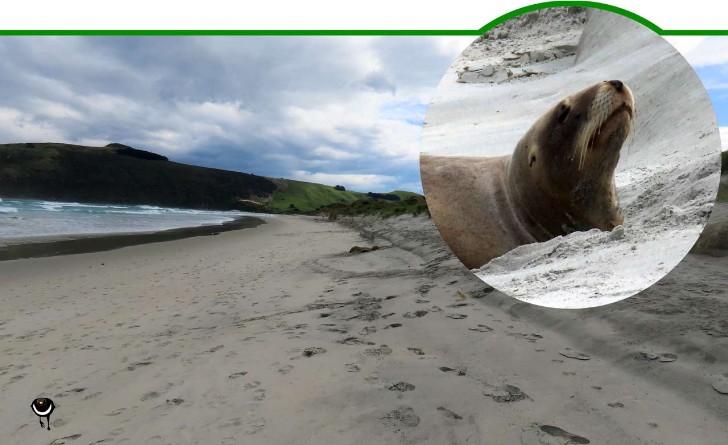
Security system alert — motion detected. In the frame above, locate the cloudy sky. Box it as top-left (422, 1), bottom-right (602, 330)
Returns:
top-left (671, 36), bottom-right (728, 152)
top-left (0, 35), bottom-right (725, 194)
top-left (0, 36), bottom-right (474, 193)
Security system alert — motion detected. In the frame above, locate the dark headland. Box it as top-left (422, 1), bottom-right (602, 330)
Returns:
top-left (0, 142), bottom-right (427, 217)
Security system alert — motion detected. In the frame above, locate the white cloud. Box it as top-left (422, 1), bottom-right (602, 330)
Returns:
top-left (311, 145), bottom-right (360, 160)
top-left (29, 99), bottom-right (83, 121)
top-left (282, 104), bottom-right (372, 148)
top-left (720, 127), bottom-right (728, 152)
top-left (675, 36), bottom-right (728, 67)
top-left (175, 100), bottom-right (252, 127)
top-left (371, 119), bottom-right (423, 160)
top-left (292, 170), bottom-right (396, 189)
top-left (0, 107), bottom-right (66, 142)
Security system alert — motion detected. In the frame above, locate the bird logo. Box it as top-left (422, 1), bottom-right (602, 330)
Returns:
top-left (30, 397), bottom-right (55, 430)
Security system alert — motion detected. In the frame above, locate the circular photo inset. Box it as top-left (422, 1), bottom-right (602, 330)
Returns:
top-left (420, 7), bottom-right (721, 308)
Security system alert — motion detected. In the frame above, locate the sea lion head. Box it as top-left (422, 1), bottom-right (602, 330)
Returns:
top-left (508, 80), bottom-right (635, 238)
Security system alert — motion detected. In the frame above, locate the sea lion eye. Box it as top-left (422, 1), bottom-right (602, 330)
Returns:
top-left (558, 104), bottom-right (570, 123)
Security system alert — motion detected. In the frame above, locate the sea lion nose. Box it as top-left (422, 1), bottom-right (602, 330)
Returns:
top-left (608, 80), bottom-right (623, 91)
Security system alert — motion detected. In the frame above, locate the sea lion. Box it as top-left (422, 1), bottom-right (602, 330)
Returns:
top-left (420, 80), bottom-right (635, 269)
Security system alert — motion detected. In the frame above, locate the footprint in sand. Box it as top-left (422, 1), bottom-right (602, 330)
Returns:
top-left (364, 345), bottom-right (393, 358)
top-left (439, 366), bottom-right (467, 376)
top-left (382, 406), bottom-right (420, 428)
top-left (9, 373), bottom-right (26, 382)
top-left (246, 418), bottom-right (266, 435)
top-left (55, 387), bottom-right (86, 398)
top-left (318, 323), bottom-right (344, 333)
top-left (559, 348), bottom-right (590, 360)
top-left (437, 406), bottom-right (463, 420)
top-left (407, 347), bottom-right (425, 356)
top-left (402, 310), bottom-right (428, 318)
top-left (302, 347), bottom-right (326, 357)
top-left (244, 381), bottom-right (261, 390)
top-left (346, 363), bottom-right (361, 372)
top-left (387, 381), bottom-right (415, 392)
top-left (359, 326), bottom-right (377, 335)
top-left (253, 389), bottom-right (266, 401)
top-left (365, 372), bottom-right (380, 384)
top-left (48, 434), bottom-right (82, 444)
top-left (140, 391), bottom-right (160, 401)
top-left (509, 333), bottom-right (544, 342)
top-left (221, 417), bottom-right (243, 428)
top-left (110, 427), bottom-right (125, 436)
top-left (229, 371), bottom-right (248, 379)
top-left (105, 408), bottom-right (126, 416)
top-left (711, 372), bottom-right (728, 394)
top-left (278, 365), bottom-right (294, 374)
top-left (469, 324), bottom-right (493, 333)
top-left (126, 361), bottom-right (153, 371)
top-left (446, 313), bottom-right (467, 320)
top-left (484, 384), bottom-right (530, 403)
top-left (52, 418), bottom-right (69, 428)
top-left (521, 424), bottom-right (590, 444)
top-left (634, 352), bottom-right (678, 362)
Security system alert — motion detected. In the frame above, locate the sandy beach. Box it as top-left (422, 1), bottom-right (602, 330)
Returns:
top-left (2, 211), bottom-right (727, 444)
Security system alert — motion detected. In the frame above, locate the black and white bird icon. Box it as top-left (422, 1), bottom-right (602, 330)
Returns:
top-left (31, 397), bottom-right (55, 430)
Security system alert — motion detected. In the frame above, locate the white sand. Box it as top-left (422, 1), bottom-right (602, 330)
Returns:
top-left (2, 213), bottom-right (728, 444)
top-left (421, 8), bottom-right (721, 308)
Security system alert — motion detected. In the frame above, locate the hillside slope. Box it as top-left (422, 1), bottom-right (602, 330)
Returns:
top-left (0, 143), bottom-right (276, 211)
top-left (0, 143), bottom-right (422, 215)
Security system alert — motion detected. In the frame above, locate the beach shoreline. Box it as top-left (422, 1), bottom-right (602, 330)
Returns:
top-left (1, 212), bottom-right (726, 444)
top-left (0, 215), bottom-right (268, 261)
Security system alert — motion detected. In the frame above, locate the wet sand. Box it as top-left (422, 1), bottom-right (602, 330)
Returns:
top-left (0, 216), bottom-right (265, 261)
top-left (1, 213), bottom-right (727, 444)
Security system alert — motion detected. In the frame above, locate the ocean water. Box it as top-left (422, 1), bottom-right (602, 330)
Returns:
top-left (0, 198), bottom-right (262, 241)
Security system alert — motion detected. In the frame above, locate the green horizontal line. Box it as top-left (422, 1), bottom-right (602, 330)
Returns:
top-left (0, 1), bottom-right (725, 36)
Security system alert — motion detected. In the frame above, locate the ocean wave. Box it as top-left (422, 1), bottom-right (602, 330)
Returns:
top-left (37, 201), bottom-right (78, 211)
top-left (107, 210), bottom-right (163, 215)
top-left (0, 198), bottom-right (258, 240)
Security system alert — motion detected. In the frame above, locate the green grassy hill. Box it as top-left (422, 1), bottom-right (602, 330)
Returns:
top-left (267, 179), bottom-right (366, 213)
top-left (317, 194), bottom-right (430, 219)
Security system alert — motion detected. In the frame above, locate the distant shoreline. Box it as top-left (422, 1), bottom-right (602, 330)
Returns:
top-left (0, 216), bottom-right (267, 261)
